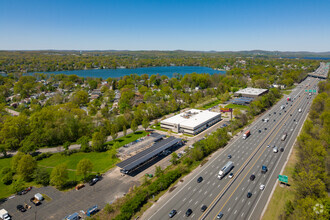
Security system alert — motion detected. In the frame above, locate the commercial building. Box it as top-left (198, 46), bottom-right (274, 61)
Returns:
top-left (160, 109), bottom-right (221, 135)
top-left (234, 87), bottom-right (268, 98)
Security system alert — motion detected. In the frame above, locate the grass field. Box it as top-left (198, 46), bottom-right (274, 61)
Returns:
top-left (38, 151), bottom-right (119, 173)
top-left (282, 90), bottom-right (292, 95)
top-left (262, 146), bottom-right (298, 219)
top-left (0, 157), bottom-right (13, 199)
top-left (201, 99), bottom-right (221, 110)
top-left (105, 130), bottom-right (147, 147)
top-left (224, 103), bottom-right (249, 110)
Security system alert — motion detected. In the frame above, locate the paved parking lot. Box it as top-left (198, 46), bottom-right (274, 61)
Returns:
top-left (0, 119), bottom-right (230, 220)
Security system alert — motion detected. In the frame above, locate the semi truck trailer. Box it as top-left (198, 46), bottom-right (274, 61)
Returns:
top-left (218, 161), bottom-right (234, 179)
top-left (243, 130), bottom-right (250, 139)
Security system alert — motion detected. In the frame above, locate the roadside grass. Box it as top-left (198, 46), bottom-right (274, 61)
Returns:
top-left (224, 103), bottom-right (249, 110)
top-left (151, 123), bottom-right (168, 132)
top-left (262, 145), bottom-right (298, 220)
top-left (282, 90), bottom-right (292, 95)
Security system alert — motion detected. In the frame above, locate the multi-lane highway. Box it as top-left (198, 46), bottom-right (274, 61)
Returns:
top-left (143, 74), bottom-right (322, 220)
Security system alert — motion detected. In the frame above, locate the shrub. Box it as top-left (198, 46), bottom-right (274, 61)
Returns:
top-left (1, 167), bottom-right (11, 175)
top-left (2, 172), bottom-right (13, 185)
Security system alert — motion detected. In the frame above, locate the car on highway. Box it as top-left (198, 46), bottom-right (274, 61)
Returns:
top-left (217, 212), bottom-right (224, 219)
top-left (201, 205), bottom-right (207, 212)
top-left (227, 154), bottom-right (232, 159)
top-left (264, 127), bottom-right (267, 130)
top-left (185, 208), bottom-right (192, 217)
top-left (258, 129), bottom-right (261, 133)
top-left (247, 192), bottom-right (252, 198)
top-left (17, 205), bottom-right (26, 212)
top-left (229, 173), bottom-right (234, 178)
top-left (273, 147), bottom-right (278, 153)
top-left (280, 147), bottom-right (284, 152)
top-left (250, 174), bottom-right (255, 181)
top-left (260, 184), bottom-right (265, 190)
top-left (197, 176), bottom-right (203, 183)
top-left (169, 209), bottom-right (177, 218)
top-left (267, 145), bottom-right (270, 148)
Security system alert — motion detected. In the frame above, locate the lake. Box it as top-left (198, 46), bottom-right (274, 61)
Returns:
top-left (33, 66), bottom-right (226, 78)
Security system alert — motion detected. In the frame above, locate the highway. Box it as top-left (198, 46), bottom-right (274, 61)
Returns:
top-left (142, 75), bottom-right (322, 220)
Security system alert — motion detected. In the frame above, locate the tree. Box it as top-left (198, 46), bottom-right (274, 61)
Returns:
top-left (11, 177), bottom-right (25, 193)
top-left (78, 136), bottom-right (90, 152)
top-left (142, 118), bottom-right (150, 131)
top-left (155, 166), bottom-right (163, 177)
top-left (72, 90), bottom-right (89, 106)
top-left (131, 120), bottom-right (138, 133)
top-left (76, 158), bottom-right (93, 181)
top-left (34, 168), bottom-right (50, 186)
top-left (111, 125), bottom-right (118, 141)
top-left (17, 154), bottom-right (37, 181)
top-left (170, 152), bottom-right (179, 165)
top-left (50, 163), bottom-right (69, 189)
top-left (11, 151), bottom-right (25, 172)
top-left (91, 131), bottom-right (106, 152)
top-left (123, 125), bottom-right (127, 137)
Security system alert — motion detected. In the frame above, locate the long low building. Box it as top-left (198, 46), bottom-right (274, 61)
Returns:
top-left (160, 109), bottom-right (221, 135)
top-left (117, 136), bottom-right (182, 174)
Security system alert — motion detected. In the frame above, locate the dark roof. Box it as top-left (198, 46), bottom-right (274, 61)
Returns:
top-left (232, 97), bottom-right (254, 105)
top-left (117, 136), bottom-right (181, 171)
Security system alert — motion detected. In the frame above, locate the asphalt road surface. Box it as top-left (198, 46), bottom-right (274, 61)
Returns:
top-left (142, 76), bottom-right (320, 220)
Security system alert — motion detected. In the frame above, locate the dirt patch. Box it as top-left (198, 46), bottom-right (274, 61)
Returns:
top-left (169, 186), bottom-right (176, 192)
top-left (200, 159), bottom-right (208, 167)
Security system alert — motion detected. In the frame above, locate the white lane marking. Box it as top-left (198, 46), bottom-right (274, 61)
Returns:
top-left (207, 181), bottom-right (210, 185)
top-left (235, 197), bottom-right (238, 201)
top-left (193, 188), bottom-right (197, 192)
top-left (242, 199), bottom-right (245, 203)
top-left (234, 210), bottom-right (237, 214)
top-left (192, 214), bottom-right (195, 218)
top-left (209, 193), bottom-right (213, 197)
top-left (188, 186), bottom-right (191, 190)
top-left (228, 207), bottom-right (231, 212)
top-left (242, 187), bottom-right (245, 191)
top-left (189, 199), bottom-right (192, 203)
top-left (195, 201), bottom-right (198, 205)
top-left (212, 182), bottom-right (216, 186)
top-left (204, 191), bottom-right (208, 195)
top-left (218, 184), bottom-right (221, 188)
top-left (241, 213), bottom-right (245, 217)
top-left (183, 197), bottom-right (186, 202)
top-left (199, 189), bottom-right (202, 193)
top-left (248, 201), bottom-right (251, 205)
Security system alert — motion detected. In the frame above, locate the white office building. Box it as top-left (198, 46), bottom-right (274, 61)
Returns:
top-left (160, 109), bottom-right (221, 135)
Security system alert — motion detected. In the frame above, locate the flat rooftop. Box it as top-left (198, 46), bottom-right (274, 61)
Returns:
top-left (161, 109), bottom-right (221, 129)
top-left (235, 87), bottom-right (268, 96)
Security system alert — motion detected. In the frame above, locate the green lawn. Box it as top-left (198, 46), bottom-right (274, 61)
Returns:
top-left (0, 157), bottom-right (13, 199)
top-left (151, 123), bottom-right (168, 132)
top-left (201, 99), bottom-right (221, 110)
top-left (105, 130), bottom-right (147, 148)
top-left (282, 90), bottom-right (292, 95)
top-left (38, 151), bottom-right (119, 173)
top-left (224, 103), bottom-right (249, 110)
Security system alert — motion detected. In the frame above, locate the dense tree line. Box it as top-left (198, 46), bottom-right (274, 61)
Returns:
top-left (282, 80), bottom-right (330, 219)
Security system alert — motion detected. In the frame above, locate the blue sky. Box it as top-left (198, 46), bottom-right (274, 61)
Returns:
top-left (0, 0), bottom-right (329, 51)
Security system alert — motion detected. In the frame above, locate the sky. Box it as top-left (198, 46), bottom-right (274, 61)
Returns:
top-left (0, 0), bottom-right (329, 51)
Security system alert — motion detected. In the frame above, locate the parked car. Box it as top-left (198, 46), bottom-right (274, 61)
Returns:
top-left (89, 176), bottom-right (100, 186)
top-left (169, 209), bottom-right (177, 218)
top-left (16, 205), bottom-right (26, 212)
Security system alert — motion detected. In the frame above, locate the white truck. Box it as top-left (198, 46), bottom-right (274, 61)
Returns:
top-left (0, 209), bottom-right (11, 220)
top-left (218, 161), bottom-right (234, 179)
